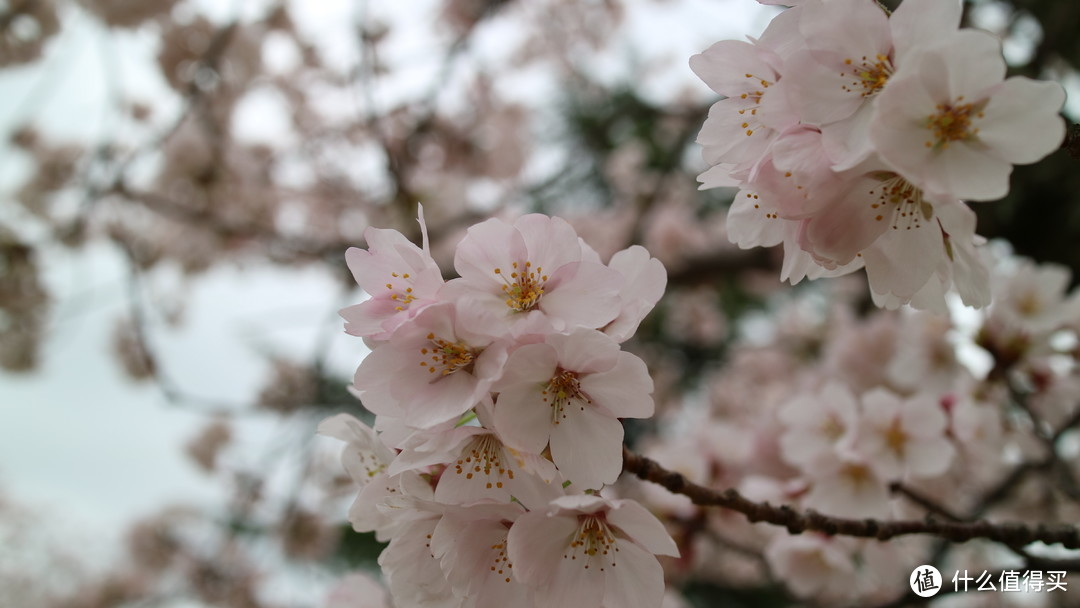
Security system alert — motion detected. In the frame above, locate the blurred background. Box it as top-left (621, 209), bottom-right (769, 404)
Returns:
top-left (1, 0), bottom-right (1078, 606)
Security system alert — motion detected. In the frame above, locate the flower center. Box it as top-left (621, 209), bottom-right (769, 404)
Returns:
top-left (866, 173), bottom-right (932, 231)
top-left (841, 54), bottom-right (894, 97)
top-left (453, 434), bottom-right (514, 489)
top-left (419, 333), bottom-right (476, 376)
top-left (925, 98), bottom-right (985, 149)
top-left (737, 72), bottom-right (772, 137)
top-left (384, 271), bottom-right (417, 312)
top-left (565, 515), bottom-right (619, 571)
top-left (543, 369), bottom-right (589, 425)
top-left (494, 261), bottom-right (548, 312)
top-left (884, 419), bottom-right (908, 458)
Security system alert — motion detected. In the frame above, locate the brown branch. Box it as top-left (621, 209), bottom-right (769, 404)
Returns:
top-left (621, 446), bottom-right (1080, 549)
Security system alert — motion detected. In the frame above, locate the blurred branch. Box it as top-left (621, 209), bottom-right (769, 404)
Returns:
top-left (622, 446), bottom-right (1080, 549)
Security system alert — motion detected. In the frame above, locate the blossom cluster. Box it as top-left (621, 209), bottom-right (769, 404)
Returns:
top-left (621, 252), bottom-right (1080, 605)
top-left (693, 0), bottom-right (1066, 311)
top-left (320, 209), bottom-right (678, 608)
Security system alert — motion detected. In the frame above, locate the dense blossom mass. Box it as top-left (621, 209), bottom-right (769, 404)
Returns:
top-left (322, 209), bottom-right (675, 608)
top-left (315, 1), bottom-right (1080, 607)
top-left (693, 0), bottom-right (1066, 311)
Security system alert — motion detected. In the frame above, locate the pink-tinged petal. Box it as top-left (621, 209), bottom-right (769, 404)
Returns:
top-left (753, 4), bottom-right (804, 54)
top-left (900, 396), bottom-right (947, 437)
top-left (606, 500), bottom-right (679, 557)
top-left (506, 510), bottom-right (578, 584)
top-left (540, 261), bottom-right (622, 330)
top-left (550, 404), bottom-right (624, 489)
top-left (977, 77), bottom-right (1066, 164)
top-left (548, 329), bottom-right (620, 375)
top-left (404, 371), bottom-right (483, 428)
top-left (697, 163), bottom-right (742, 189)
top-left (495, 343), bottom-right (558, 388)
top-left (434, 433), bottom-right (540, 506)
top-left (697, 98), bottom-right (763, 164)
top-left (340, 300), bottom-right (394, 338)
top-left (536, 545), bottom-right (605, 608)
top-left (690, 40), bottom-right (776, 96)
top-left (934, 142), bottom-right (1012, 201)
top-left (905, 438), bottom-right (956, 478)
top-left (939, 30), bottom-right (1006, 101)
top-left (820, 102), bottom-right (876, 170)
top-left (438, 520), bottom-right (531, 608)
top-left (937, 202), bottom-right (990, 308)
top-left (870, 77), bottom-right (939, 173)
top-left (493, 384), bottom-right (553, 454)
top-left (379, 518), bottom-right (460, 608)
top-left (798, 176), bottom-right (892, 267)
top-left (890, 0), bottom-right (962, 63)
top-left (580, 352), bottom-right (654, 419)
top-left (516, 214), bottom-right (582, 275)
top-left (548, 494), bottom-right (609, 515)
top-left (453, 217), bottom-right (528, 288)
top-left (603, 540), bottom-right (666, 608)
top-left (785, 51), bottom-right (867, 126)
top-left (352, 346), bottom-right (408, 417)
top-left (906, 275), bottom-right (949, 314)
top-left (862, 388), bottom-right (901, 420)
top-left (605, 246), bottom-right (667, 343)
top-left (799, 0), bottom-right (890, 61)
top-left (726, 190), bottom-right (786, 248)
top-left (862, 214), bottom-right (944, 300)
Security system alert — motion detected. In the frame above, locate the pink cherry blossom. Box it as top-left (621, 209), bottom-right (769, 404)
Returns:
top-left (783, 0), bottom-right (963, 168)
top-left (603, 245), bottom-right (667, 343)
top-left (506, 495), bottom-right (679, 608)
top-left (390, 422), bottom-right (559, 509)
top-left (352, 301), bottom-right (509, 429)
top-left (443, 214), bottom-right (623, 334)
top-left (856, 388), bottom-right (956, 480)
top-left (764, 534), bottom-right (857, 601)
top-left (871, 30), bottom-right (1065, 201)
top-left (377, 504), bottom-right (461, 608)
top-left (777, 381), bottom-right (859, 473)
top-left (492, 329), bottom-right (654, 490)
top-left (802, 447), bottom-right (891, 519)
top-left (340, 206), bottom-right (444, 341)
top-left (317, 413), bottom-right (433, 539)
top-left (429, 503), bottom-right (534, 608)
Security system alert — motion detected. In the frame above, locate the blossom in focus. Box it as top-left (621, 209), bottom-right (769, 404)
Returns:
top-left (492, 329), bottom-right (654, 490)
top-left (351, 301), bottom-right (509, 428)
top-left (507, 495), bottom-right (679, 608)
top-left (442, 214), bottom-right (624, 335)
top-left (340, 207), bottom-right (444, 341)
top-left (871, 30), bottom-right (1066, 201)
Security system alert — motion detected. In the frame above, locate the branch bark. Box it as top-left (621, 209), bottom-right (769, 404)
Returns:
top-left (621, 446), bottom-right (1080, 549)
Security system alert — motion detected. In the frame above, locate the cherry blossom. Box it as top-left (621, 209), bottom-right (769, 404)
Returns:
top-left (506, 495), bottom-right (679, 608)
top-left (856, 388), bottom-right (956, 480)
top-left (351, 301), bottom-right (510, 429)
top-left (340, 206), bottom-right (445, 341)
top-left (443, 214), bottom-right (624, 334)
top-left (492, 329), bottom-right (654, 490)
top-left (871, 30), bottom-right (1066, 201)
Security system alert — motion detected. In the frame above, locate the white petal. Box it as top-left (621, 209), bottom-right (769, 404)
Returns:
top-left (607, 500), bottom-right (679, 557)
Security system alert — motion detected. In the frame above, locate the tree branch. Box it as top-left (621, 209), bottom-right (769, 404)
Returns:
top-left (621, 446), bottom-right (1080, 549)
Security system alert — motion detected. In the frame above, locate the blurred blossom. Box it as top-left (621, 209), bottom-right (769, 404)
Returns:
top-left (184, 420), bottom-right (232, 473)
